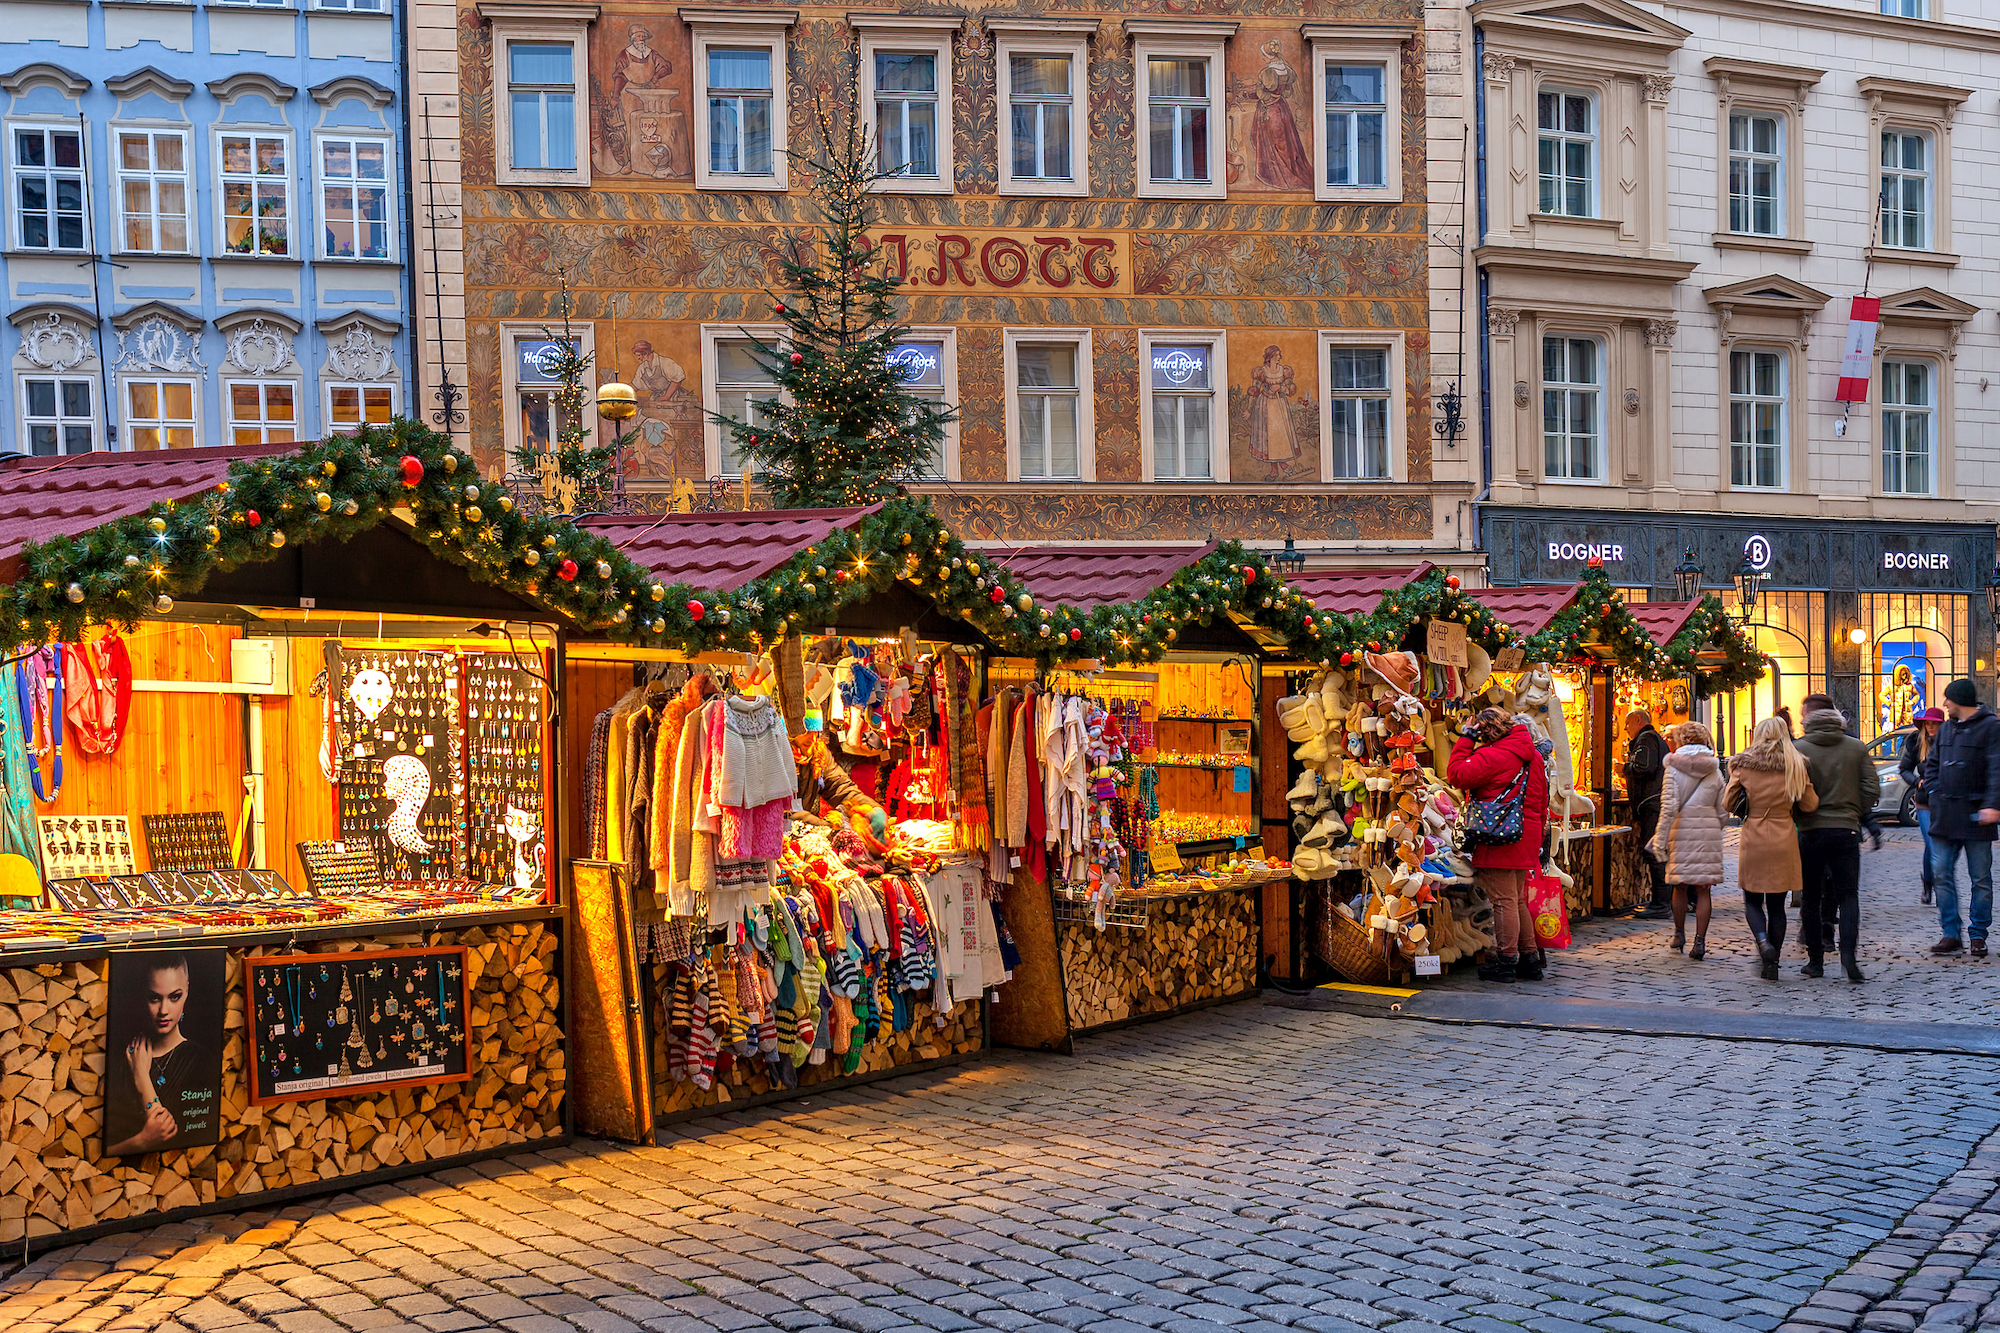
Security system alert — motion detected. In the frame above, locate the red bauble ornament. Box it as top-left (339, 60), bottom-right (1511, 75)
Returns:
top-left (1244, 567), bottom-right (1257, 583)
top-left (399, 455), bottom-right (424, 487)
top-left (834, 568), bottom-right (849, 584)
top-left (1445, 575), bottom-right (1461, 590)
top-left (1587, 555), bottom-right (1604, 569)
top-left (1339, 651), bottom-right (1354, 666)
top-left (1368, 640), bottom-right (1381, 651)
top-left (774, 302), bottom-right (786, 314)
top-left (989, 586), bottom-right (1005, 604)
top-left (245, 510), bottom-right (262, 528)
top-left (1599, 606), bottom-right (1611, 618)
top-left (1068, 628), bottom-right (1082, 642)
top-left (789, 352), bottom-right (804, 366)
top-left (557, 558), bottom-right (578, 582)
top-left (687, 600), bottom-right (705, 621)
top-left (1142, 614), bottom-right (1151, 624)
top-left (1304, 617), bottom-right (1315, 629)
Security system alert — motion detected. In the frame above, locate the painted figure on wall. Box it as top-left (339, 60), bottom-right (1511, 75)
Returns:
top-left (1227, 41), bottom-right (1313, 192)
top-left (1246, 345), bottom-right (1307, 480)
top-left (621, 338), bottom-right (704, 478)
top-left (592, 20), bottom-right (692, 179)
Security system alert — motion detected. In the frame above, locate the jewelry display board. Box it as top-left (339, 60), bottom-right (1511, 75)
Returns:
top-left (37, 815), bottom-right (135, 879)
top-left (141, 812), bottom-right (233, 872)
top-left (245, 946), bottom-right (470, 1105)
top-left (465, 658), bottom-right (545, 893)
top-left (332, 649), bottom-right (462, 881)
top-left (296, 842), bottom-right (384, 895)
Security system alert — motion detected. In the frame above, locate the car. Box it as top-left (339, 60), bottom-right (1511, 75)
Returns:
top-left (1868, 725), bottom-right (1918, 824)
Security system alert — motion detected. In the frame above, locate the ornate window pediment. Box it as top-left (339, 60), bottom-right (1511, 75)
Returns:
top-left (110, 302), bottom-right (205, 374)
top-left (217, 310), bottom-right (301, 376)
top-left (316, 312), bottom-right (399, 382)
top-left (1470, 0), bottom-right (1689, 53)
top-left (9, 304), bottom-right (98, 372)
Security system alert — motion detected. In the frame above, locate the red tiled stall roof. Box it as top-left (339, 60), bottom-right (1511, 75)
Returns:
top-left (1464, 584), bottom-right (1580, 636)
top-left (1291, 563), bottom-right (1439, 616)
top-left (0, 442), bottom-right (296, 584)
top-left (577, 504), bottom-right (882, 591)
top-left (983, 542), bottom-right (1217, 608)
top-left (1629, 600), bottom-right (1700, 647)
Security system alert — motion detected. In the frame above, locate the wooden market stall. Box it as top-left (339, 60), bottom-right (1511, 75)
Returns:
top-left (0, 438), bottom-right (572, 1252)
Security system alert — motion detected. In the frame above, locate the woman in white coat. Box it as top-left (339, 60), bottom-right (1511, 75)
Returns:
top-left (1647, 721), bottom-right (1729, 959)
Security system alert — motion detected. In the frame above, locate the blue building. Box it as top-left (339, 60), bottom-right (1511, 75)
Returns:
top-left (1, 1), bottom-right (409, 454)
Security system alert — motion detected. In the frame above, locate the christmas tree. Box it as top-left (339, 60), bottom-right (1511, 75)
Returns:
top-left (514, 274), bottom-right (618, 514)
top-left (712, 90), bottom-right (954, 508)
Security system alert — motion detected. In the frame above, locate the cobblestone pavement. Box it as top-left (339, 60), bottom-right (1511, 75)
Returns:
top-left (7, 998), bottom-right (2000, 1333)
top-left (1434, 829), bottom-right (2000, 1025)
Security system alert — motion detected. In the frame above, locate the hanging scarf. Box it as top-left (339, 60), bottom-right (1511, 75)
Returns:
top-left (0, 660), bottom-right (37, 861)
top-left (63, 633), bottom-right (131, 757)
top-left (16, 646), bottom-right (62, 802)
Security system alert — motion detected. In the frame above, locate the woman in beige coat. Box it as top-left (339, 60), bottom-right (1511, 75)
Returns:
top-left (1649, 721), bottom-right (1728, 958)
top-left (1722, 715), bottom-right (1819, 980)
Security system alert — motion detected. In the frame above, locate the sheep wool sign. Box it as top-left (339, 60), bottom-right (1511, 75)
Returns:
top-left (1426, 619), bottom-right (1469, 669)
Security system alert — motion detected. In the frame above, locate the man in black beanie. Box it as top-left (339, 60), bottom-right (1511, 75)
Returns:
top-left (1919, 678), bottom-right (2000, 958)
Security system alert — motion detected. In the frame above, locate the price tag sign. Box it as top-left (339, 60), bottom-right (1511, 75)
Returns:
top-left (1495, 646), bottom-right (1525, 671)
top-left (1151, 842), bottom-right (1184, 871)
top-left (1414, 954), bottom-right (1442, 977)
top-left (1426, 620), bottom-right (1469, 669)
top-left (1232, 766), bottom-right (1252, 793)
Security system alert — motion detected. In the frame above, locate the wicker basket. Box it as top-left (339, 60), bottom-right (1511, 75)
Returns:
top-left (1313, 881), bottom-right (1393, 986)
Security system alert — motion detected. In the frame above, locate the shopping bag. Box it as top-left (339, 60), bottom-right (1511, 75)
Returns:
top-left (1527, 868), bottom-right (1572, 949)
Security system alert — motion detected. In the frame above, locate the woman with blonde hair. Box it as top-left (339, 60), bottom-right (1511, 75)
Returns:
top-left (1723, 715), bottom-right (1820, 980)
top-left (1650, 720), bottom-right (1728, 958)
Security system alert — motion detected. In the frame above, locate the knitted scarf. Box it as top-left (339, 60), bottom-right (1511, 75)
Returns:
top-left (950, 655), bottom-right (988, 849)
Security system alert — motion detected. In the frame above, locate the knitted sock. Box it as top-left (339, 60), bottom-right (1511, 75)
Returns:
top-left (829, 994), bottom-right (857, 1055)
top-left (686, 992), bottom-right (716, 1090)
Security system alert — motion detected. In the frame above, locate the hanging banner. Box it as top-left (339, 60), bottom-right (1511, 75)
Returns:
top-left (1835, 296), bottom-right (1881, 403)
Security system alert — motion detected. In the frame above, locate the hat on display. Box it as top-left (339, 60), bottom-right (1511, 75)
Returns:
top-left (1465, 642), bottom-right (1493, 694)
top-left (1365, 649), bottom-right (1422, 696)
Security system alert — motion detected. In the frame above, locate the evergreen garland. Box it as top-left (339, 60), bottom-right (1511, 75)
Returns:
top-left (0, 423), bottom-right (1764, 687)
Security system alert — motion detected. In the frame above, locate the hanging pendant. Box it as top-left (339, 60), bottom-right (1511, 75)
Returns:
top-left (412, 1020), bottom-right (426, 1043)
top-left (385, 995), bottom-right (399, 1016)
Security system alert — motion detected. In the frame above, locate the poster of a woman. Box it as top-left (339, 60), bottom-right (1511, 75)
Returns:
top-left (105, 950), bottom-right (224, 1155)
top-left (1247, 346), bottom-right (1307, 480)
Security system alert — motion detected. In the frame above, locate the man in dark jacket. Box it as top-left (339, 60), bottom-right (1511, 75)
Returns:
top-left (1918, 679), bottom-right (2000, 957)
top-left (1622, 710), bottom-right (1668, 918)
top-left (1795, 694), bottom-right (1878, 981)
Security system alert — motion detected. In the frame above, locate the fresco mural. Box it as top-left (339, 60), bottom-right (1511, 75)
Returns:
top-left (452, 0), bottom-right (1431, 543)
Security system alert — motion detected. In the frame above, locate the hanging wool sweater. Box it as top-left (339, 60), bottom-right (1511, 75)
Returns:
top-left (714, 695), bottom-right (795, 810)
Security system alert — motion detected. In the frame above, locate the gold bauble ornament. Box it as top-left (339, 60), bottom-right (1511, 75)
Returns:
top-left (204, 525), bottom-right (220, 544)
top-left (498, 496), bottom-right (514, 514)
top-left (154, 594), bottom-right (173, 613)
top-left (315, 492), bottom-right (332, 512)
top-left (322, 461), bottom-right (338, 477)
top-left (147, 516), bottom-right (167, 535)
top-left (523, 549), bottom-right (541, 567)
top-left (268, 530), bottom-right (287, 549)
top-left (464, 505), bottom-right (483, 524)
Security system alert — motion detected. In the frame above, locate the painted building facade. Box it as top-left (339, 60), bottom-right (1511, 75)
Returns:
top-left (409, 0), bottom-right (1475, 552)
top-left (1, 2), bottom-right (410, 455)
top-left (1424, 0), bottom-right (2000, 738)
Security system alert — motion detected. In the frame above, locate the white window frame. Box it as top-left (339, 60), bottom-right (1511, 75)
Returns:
top-left (1130, 25), bottom-right (1230, 202)
top-left (113, 126), bottom-right (191, 255)
top-left (325, 381), bottom-right (399, 434)
top-left (1881, 357), bottom-right (1935, 497)
top-left (314, 0), bottom-right (385, 11)
top-left (1535, 86), bottom-right (1597, 219)
top-left (688, 14), bottom-right (794, 193)
top-left (224, 378), bottom-right (302, 447)
top-left (499, 319), bottom-right (596, 461)
top-left (9, 120), bottom-right (89, 254)
top-left (1305, 31), bottom-right (1403, 204)
top-left (1879, 0), bottom-right (1925, 15)
top-left (214, 127), bottom-right (295, 258)
top-left (1726, 111), bottom-right (1784, 238)
top-left (1540, 333), bottom-right (1605, 484)
top-left (482, 5), bottom-right (592, 188)
top-left (1726, 347), bottom-right (1787, 492)
top-left (1003, 327), bottom-right (1094, 482)
top-left (1316, 329), bottom-right (1405, 483)
top-left (853, 17), bottom-right (958, 196)
top-left (699, 323), bottom-right (785, 478)
top-left (17, 373), bottom-right (97, 457)
top-left (990, 21), bottom-right (1096, 199)
top-left (891, 326), bottom-right (958, 482)
top-left (1138, 329), bottom-right (1226, 483)
top-left (122, 376), bottom-right (200, 451)
top-left (1879, 127), bottom-right (1931, 251)
top-left (316, 133), bottom-right (395, 261)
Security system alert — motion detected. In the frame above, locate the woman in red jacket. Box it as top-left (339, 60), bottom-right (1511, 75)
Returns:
top-left (1447, 707), bottom-right (1551, 983)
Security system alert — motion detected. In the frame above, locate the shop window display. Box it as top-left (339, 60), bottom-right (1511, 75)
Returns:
top-left (1859, 594), bottom-right (1966, 741)
top-left (1719, 591), bottom-right (1823, 754)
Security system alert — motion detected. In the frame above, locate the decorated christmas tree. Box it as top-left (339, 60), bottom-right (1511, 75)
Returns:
top-left (514, 275), bottom-right (618, 514)
top-left (712, 90), bottom-right (954, 508)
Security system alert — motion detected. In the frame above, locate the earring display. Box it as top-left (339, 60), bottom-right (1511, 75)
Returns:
top-left (333, 647), bottom-right (462, 882)
top-left (297, 842), bottom-right (384, 896)
top-left (245, 945), bottom-right (470, 1105)
top-left (37, 815), bottom-right (135, 879)
top-left (141, 812), bottom-right (234, 873)
top-left (465, 660), bottom-right (544, 889)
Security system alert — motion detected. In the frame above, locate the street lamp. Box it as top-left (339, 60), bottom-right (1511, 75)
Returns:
top-left (1733, 557), bottom-right (1764, 623)
top-left (1671, 548), bottom-right (1702, 602)
top-left (1273, 534), bottom-right (1306, 578)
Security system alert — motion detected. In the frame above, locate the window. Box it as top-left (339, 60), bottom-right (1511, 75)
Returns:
top-left (116, 130), bottom-right (189, 254)
top-left (1727, 114), bottom-right (1782, 236)
top-left (513, 336), bottom-right (578, 455)
top-left (688, 17), bottom-right (793, 191)
top-left (1326, 348), bottom-right (1389, 480)
top-left (991, 25), bottom-right (1092, 197)
top-left (1148, 58), bottom-right (1209, 186)
top-left (507, 43), bottom-right (577, 173)
top-left (320, 137), bottom-right (391, 260)
top-left (12, 125), bottom-right (85, 252)
top-left (328, 383), bottom-right (396, 433)
top-left (707, 48), bottom-right (774, 178)
top-left (226, 382), bottom-right (298, 446)
top-left (1728, 349), bottom-right (1785, 490)
top-left (1014, 343), bottom-right (1081, 480)
top-left (315, 0), bottom-right (385, 11)
top-left (712, 338), bottom-right (778, 475)
top-left (125, 379), bottom-right (197, 450)
top-left (1323, 64), bottom-right (1385, 190)
top-left (1879, 0), bottom-right (1924, 14)
top-left (1146, 342), bottom-right (1215, 481)
top-left (1880, 130), bottom-right (1930, 250)
top-left (1537, 90), bottom-right (1594, 217)
top-left (218, 132), bottom-right (290, 256)
top-left (1542, 336), bottom-right (1601, 482)
top-left (20, 377), bottom-right (94, 456)
top-left (889, 339), bottom-right (949, 480)
top-left (1882, 360), bottom-right (1932, 495)
top-left (874, 52), bottom-right (938, 180)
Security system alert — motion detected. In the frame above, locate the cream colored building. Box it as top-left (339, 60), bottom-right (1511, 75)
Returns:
top-left (1428, 0), bottom-right (2000, 739)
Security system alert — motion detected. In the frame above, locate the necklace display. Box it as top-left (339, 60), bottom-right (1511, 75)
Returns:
top-left (251, 950), bottom-right (466, 1095)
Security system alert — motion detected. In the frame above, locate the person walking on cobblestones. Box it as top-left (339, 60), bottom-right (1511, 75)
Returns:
top-left (1649, 721), bottom-right (1726, 960)
top-left (1904, 706), bottom-right (1944, 907)
top-left (1724, 716), bottom-right (1818, 981)
top-left (1920, 679), bottom-right (2000, 959)
top-left (1796, 693), bottom-right (1878, 982)
top-left (1624, 709), bottom-right (1669, 919)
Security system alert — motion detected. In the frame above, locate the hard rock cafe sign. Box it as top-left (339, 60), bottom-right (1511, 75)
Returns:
top-left (873, 231), bottom-right (1123, 293)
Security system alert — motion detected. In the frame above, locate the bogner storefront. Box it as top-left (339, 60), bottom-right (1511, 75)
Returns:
top-left (1484, 508), bottom-right (1998, 755)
